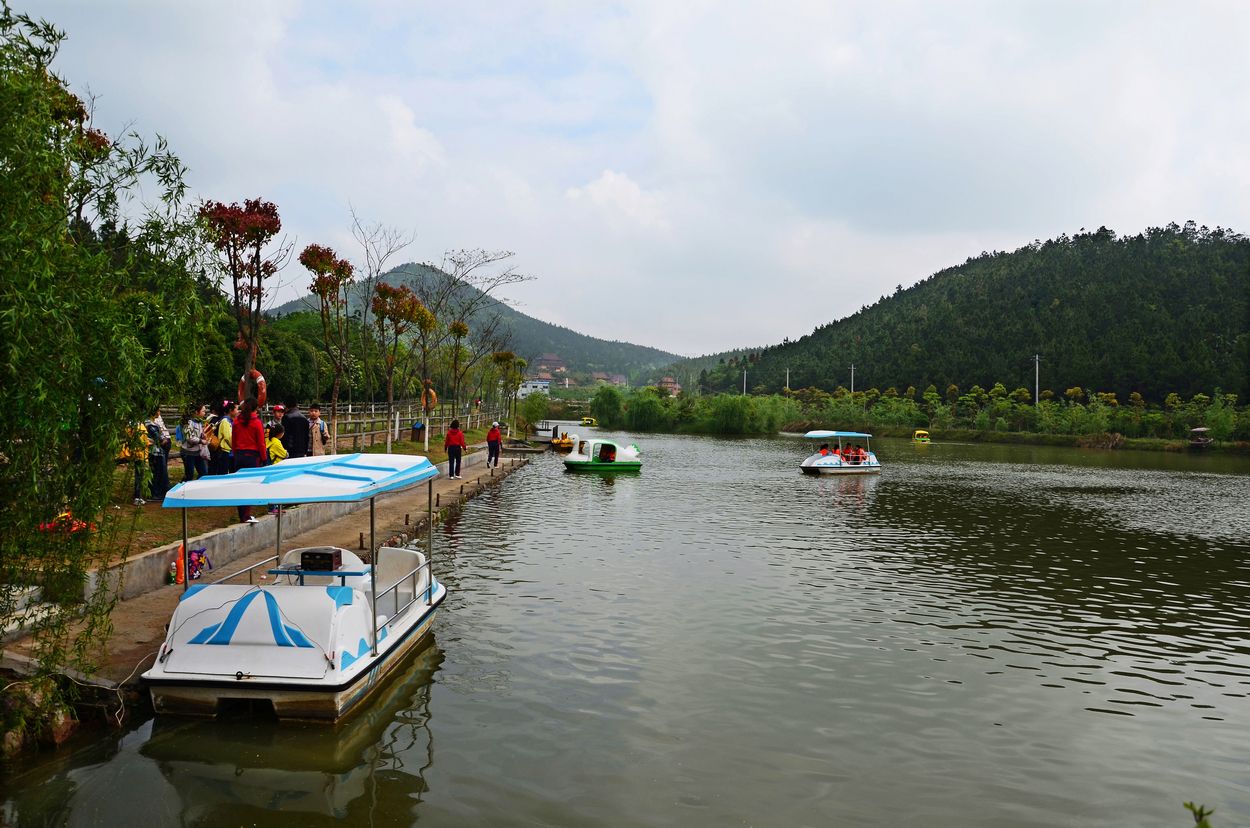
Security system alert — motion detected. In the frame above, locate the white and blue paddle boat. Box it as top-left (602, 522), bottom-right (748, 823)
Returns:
top-left (142, 454), bottom-right (447, 721)
top-left (799, 430), bottom-right (882, 475)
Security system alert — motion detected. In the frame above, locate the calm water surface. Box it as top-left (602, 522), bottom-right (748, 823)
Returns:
top-left (5, 435), bottom-right (1250, 827)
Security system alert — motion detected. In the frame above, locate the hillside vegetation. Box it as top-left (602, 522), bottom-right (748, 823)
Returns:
top-left (273, 263), bottom-right (680, 378)
top-left (693, 223), bottom-right (1249, 402)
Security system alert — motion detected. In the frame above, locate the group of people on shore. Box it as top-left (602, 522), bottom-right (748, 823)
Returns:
top-left (132, 399), bottom-right (329, 523)
top-left (134, 403), bottom-right (501, 522)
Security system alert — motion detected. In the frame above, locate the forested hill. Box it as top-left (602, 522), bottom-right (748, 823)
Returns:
top-left (695, 223), bottom-right (1250, 401)
top-left (271, 263), bottom-right (681, 377)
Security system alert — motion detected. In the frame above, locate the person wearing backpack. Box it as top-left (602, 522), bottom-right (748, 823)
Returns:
top-left (179, 403), bottom-right (209, 481)
top-left (143, 408), bottom-right (171, 501)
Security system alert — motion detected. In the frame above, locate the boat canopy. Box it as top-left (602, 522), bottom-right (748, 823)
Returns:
top-left (162, 453), bottom-right (439, 508)
top-left (804, 430), bottom-right (872, 439)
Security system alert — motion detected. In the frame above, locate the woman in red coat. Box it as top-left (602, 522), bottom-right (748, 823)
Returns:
top-left (486, 421), bottom-right (502, 468)
top-left (444, 419), bottom-right (467, 479)
top-left (231, 397), bottom-right (268, 523)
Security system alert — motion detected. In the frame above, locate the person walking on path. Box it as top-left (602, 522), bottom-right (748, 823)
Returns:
top-left (179, 403), bottom-right (209, 481)
top-left (231, 397), bottom-right (268, 524)
top-left (308, 403), bottom-right (330, 456)
top-left (281, 400), bottom-right (311, 459)
top-left (445, 419), bottom-right (466, 479)
top-left (486, 421), bottom-right (502, 468)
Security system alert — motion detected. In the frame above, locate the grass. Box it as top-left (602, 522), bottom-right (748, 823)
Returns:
top-left (107, 428), bottom-right (489, 558)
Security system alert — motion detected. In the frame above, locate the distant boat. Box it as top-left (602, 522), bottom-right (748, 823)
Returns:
top-left (799, 430), bottom-right (882, 475)
top-left (912, 429), bottom-right (931, 444)
top-left (1189, 427), bottom-right (1214, 449)
top-left (564, 438), bottom-right (641, 472)
top-left (581, 417), bottom-right (598, 427)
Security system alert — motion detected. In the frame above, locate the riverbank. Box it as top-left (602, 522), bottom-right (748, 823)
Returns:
top-left (0, 449), bottom-right (534, 754)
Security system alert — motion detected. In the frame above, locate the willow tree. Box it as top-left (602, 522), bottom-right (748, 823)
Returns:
top-left (0, 6), bottom-right (205, 742)
top-left (300, 243), bottom-right (354, 452)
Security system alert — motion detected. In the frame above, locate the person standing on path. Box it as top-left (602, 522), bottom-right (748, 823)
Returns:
top-left (215, 400), bottom-right (236, 476)
top-left (276, 401), bottom-right (311, 511)
top-left (308, 403), bottom-right (329, 456)
top-left (445, 419), bottom-right (466, 479)
top-left (231, 397), bottom-right (268, 523)
top-left (281, 400), bottom-right (311, 459)
top-left (143, 408), bottom-right (171, 501)
top-left (486, 421), bottom-right (502, 468)
top-left (179, 403), bottom-right (209, 481)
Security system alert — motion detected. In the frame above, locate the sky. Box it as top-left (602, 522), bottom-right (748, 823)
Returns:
top-left (37, 1), bottom-right (1250, 357)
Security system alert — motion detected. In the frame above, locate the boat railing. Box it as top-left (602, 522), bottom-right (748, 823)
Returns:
top-left (374, 556), bottom-right (435, 634)
top-left (210, 555), bottom-right (279, 586)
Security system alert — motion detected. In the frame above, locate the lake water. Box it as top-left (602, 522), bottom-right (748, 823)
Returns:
top-left (4, 434), bottom-right (1250, 827)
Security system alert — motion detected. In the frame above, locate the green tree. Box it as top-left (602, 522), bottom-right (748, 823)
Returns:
top-left (0, 5), bottom-right (206, 738)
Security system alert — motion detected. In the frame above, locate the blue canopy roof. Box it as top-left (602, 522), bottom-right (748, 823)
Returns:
top-left (163, 453), bottom-right (439, 508)
top-left (804, 430), bottom-right (873, 439)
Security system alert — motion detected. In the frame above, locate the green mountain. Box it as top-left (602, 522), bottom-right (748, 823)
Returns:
top-left (691, 223), bottom-right (1250, 401)
top-left (271, 262), bottom-right (681, 377)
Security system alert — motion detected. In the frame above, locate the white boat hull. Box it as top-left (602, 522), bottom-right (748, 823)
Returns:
top-left (143, 546), bottom-right (445, 722)
top-left (800, 463), bottom-right (881, 475)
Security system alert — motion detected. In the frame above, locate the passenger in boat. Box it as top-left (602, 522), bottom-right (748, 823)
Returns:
top-left (445, 419), bottom-right (466, 478)
top-left (231, 397), bottom-right (268, 524)
top-left (598, 444), bottom-right (616, 462)
top-left (487, 421), bottom-right (502, 468)
top-left (818, 444), bottom-right (831, 456)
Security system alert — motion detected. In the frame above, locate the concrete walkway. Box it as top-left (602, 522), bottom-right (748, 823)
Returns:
top-left (3, 450), bottom-right (533, 689)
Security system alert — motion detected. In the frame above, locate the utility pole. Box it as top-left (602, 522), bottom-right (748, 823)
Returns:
top-left (1034, 354), bottom-right (1040, 408)
top-left (742, 369), bottom-right (747, 395)
top-left (849, 363), bottom-right (855, 394)
top-left (785, 367), bottom-right (790, 391)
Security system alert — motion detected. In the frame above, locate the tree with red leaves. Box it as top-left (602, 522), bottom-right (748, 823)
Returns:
top-left (199, 198), bottom-right (291, 397)
top-left (299, 242), bottom-right (354, 451)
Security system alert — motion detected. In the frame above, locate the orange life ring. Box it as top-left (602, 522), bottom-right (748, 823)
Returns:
top-left (421, 384), bottom-right (437, 410)
top-left (238, 369), bottom-right (267, 407)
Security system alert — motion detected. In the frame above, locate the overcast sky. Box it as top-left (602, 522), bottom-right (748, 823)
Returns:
top-left (39, 1), bottom-right (1250, 356)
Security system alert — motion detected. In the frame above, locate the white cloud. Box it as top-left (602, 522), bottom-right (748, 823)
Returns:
top-left (35, 0), bottom-right (1250, 355)
top-left (566, 170), bottom-right (669, 232)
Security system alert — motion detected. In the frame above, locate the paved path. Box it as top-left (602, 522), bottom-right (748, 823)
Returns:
top-left (4, 454), bottom-right (531, 689)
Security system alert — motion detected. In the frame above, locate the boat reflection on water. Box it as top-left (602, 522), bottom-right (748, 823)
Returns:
top-left (814, 471), bottom-right (879, 506)
top-left (139, 640), bottom-right (443, 822)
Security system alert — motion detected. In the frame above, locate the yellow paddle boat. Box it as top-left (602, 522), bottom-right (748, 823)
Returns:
top-left (912, 429), bottom-right (931, 444)
top-left (551, 432), bottom-right (576, 452)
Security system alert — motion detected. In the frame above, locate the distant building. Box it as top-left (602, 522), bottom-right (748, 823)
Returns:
top-left (517, 378), bottom-right (551, 399)
top-left (592, 371), bottom-right (629, 387)
top-left (657, 376), bottom-right (682, 395)
top-left (533, 353), bottom-right (567, 374)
